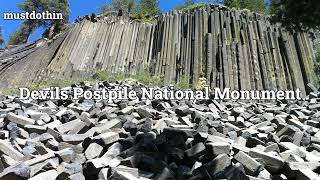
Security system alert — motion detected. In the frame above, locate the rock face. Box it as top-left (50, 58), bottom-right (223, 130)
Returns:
top-left (0, 4), bottom-right (317, 94)
top-left (0, 37), bottom-right (66, 90)
top-left (151, 5), bottom-right (317, 95)
top-left (0, 81), bottom-right (319, 179)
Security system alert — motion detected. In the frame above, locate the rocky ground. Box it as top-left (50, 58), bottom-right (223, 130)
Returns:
top-left (0, 81), bottom-right (320, 180)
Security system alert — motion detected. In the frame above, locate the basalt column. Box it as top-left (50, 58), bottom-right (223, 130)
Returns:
top-left (0, 5), bottom-right (317, 94)
top-left (150, 5), bottom-right (317, 95)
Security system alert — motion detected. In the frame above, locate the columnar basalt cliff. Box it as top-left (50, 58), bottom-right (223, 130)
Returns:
top-left (150, 5), bottom-right (317, 95)
top-left (0, 4), bottom-right (317, 94)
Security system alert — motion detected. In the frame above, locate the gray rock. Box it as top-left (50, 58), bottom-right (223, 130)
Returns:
top-left (0, 163), bottom-right (31, 180)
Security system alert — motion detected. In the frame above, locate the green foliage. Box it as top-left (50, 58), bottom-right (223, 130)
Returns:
top-left (224, 0), bottom-right (267, 14)
top-left (101, 0), bottom-right (160, 23)
top-left (176, 3), bottom-right (206, 11)
top-left (136, 0), bottom-right (161, 17)
top-left (29, 78), bottom-right (96, 91)
top-left (94, 69), bottom-right (164, 86)
top-left (130, 13), bottom-right (153, 23)
top-left (8, 30), bottom-right (26, 45)
top-left (29, 80), bottom-right (51, 91)
top-left (132, 69), bottom-right (163, 86)
top-left (21, 0), bottom-right (70, 38)
top-left (1, 78), bottom-right (93, 96)
top-left (196, 77), bottom-right (208, 90)
top-left (2, 71), bottom-right (192, 95)
top-left (101, 0), bottom-right (136, 14)
top-left (224, 0), bottom-right (241, 9)
top-left (8, 21), bottom-right (35, 45)
top-left (241, 0), bottom-right (267, 14)
top-left (270, 0), bottom-right (320, 31)
top-left (176, 0), bottom-right (195, 10)
top-left (94, 70), bottom-right (126, 82)
top-left (0, 26), bottom-right (4, 46)
top-left (9, 0), bottom-right (70, 45)
top-left (177, 76), bottom-right (190, 90)
top-left (94, 69), bottom-right (195, 89)
top-left (1, 88), bottom-right (19, 96)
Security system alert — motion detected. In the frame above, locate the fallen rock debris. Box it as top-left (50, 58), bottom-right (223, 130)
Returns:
top-left (0, 81), bottom-right (319, 180)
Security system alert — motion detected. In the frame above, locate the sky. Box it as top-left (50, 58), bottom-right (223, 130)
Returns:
top-left (0, 0), bottom-right (266, 48)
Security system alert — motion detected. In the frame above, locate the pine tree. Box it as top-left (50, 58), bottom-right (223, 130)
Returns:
top-left (176, 0), bottom-right (195, 10)
top-left (8, 21), bottom-right (36, 45)
top-left (224, 0), bottom-right (266, 14)
top-left (240, 0), bottom-right (266, 14)
top-left (101, 0), bottom-right (136, 14)
top-left (138, 0), bottom-right (161, 16)
top-left (270, 0), bottom-right (320, 30)
top-left (224, 0), bottom-right (241, 9)
top-left (9, 0), bottom-right (70, 45)
top-left (19, 0), bottom-right (70, 39)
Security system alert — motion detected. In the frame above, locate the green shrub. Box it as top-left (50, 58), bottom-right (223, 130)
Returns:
top-left (130, 13), bottom-right (153, 24)
top-left (29, 77), bottom-right (95, 90)
top-left (177, 76), bottom-right (190, 90)
top-left (196, 77), bottom-right (208, 90)
top-left (1, 88), bottom-right (19, 96)
top-left (94, 69), bottom-right (163, 86)
top-left (132, 69), bottom-right (163, 86)
top-left (94, 70), bottom-right (126, 82)
top-left (176, 3), bottom-right (206, 11)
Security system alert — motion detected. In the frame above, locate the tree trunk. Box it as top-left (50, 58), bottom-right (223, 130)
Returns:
top-left (48, 24), bottom-right (56, 39)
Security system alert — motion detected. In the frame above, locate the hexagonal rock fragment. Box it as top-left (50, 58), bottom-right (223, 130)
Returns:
top-left (231, 107), bottom-right (245, 117)
top-left (84, 157), bottom-right (110, 177)
top-left (121, 106), bottom-right (135, 115)
top-left (0, 163), bottom-right (31, 180)
top-left (93, 132), bottom-right (119, 145)
top-left (24, 125), bottom-right (47, 134)
top-left (0, 140), bottom-right (25, 161)
top-left (185, 142), bottom-right (206, 160)
top-left (249, 149), bottom-right (284, 173)
top-left (175, 105), bottom-right (190, 116)
top-left (136, 107), bottom-right (153, 118)
top-left (6, 112), bottom-right (35, 126)
top-left (55, 148), bottom-right (75, 163)
top-left (205, 142), bottom-right (231, 156)
top-left (85, 143), bottom-right (103, 160)
top-left (193, 154), bottom-right (231, 179)
top-left (123, 121), bottom-right (138, 135)
top-left (234, 151), bottom-right (263, 176)
top-left (61, 134), bottom-right (90, 145)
